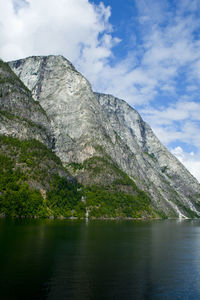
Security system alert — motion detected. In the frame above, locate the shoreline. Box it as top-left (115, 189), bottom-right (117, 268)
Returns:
top-left (0, 214), bottom-right (197, 221)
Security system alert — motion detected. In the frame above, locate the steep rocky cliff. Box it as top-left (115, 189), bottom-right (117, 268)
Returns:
top-left (0, 60), bottom-right (52, 147)
top-left (8, 55), bottom-right (200, 218)
top-left (0, 60), bottom-right (81, 218)
top-left (96, 93), bottom-right (200, 218)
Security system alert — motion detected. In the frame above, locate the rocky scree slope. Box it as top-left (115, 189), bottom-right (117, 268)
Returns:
top-left (9, 55), bottom-right (200, 219)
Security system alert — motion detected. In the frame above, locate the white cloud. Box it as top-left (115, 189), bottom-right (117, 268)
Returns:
top-left (1, 0), bottom-right (200, 181)
top-left (142, 101), bottom-right (200, 125)
top-left (140, 101), bottom-right (200, 155)
top-left (80, 0), bottom-right (200, 107)
top-left (0, 0), bottom-right (118, 67)
top-left (152, 121), bottom-right (200, 150)
top-left (171, 146), bottom-right (200, 182)
top-left (2, 0), bottom-right (200, 108)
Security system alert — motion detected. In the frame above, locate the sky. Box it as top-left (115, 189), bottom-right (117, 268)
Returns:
top-left (0, 0), bottom-right (200, 181)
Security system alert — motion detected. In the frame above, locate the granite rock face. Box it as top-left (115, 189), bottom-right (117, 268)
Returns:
top-left (0, 60), bottom-right (75, 214)
top-left (9, 56), bottom-right (109, 163)
top-left (96, 93), bottom-right (200, 218)
top-left (9, 55), bottom-right (200, 218)
top-left (0, 60), bottom-right (52, 147)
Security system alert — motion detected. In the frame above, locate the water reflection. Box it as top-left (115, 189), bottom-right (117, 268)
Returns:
top-left (0, 219), bottom-right (200, 299)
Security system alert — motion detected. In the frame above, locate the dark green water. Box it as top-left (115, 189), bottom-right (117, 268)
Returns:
top-left (0, 219), bottom-right (200, 299)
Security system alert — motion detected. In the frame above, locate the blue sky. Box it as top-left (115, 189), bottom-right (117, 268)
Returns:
top-left (1, 0), bottom-right (200, 181)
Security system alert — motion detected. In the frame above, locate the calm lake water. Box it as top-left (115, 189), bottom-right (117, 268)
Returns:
top-left (0, 219), bottom-right (200, 300)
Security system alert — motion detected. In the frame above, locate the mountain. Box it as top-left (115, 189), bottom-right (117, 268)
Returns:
top-left (0, 60), bottom-right (52, 147)
top-left (1, 54), bottom-right (199, 219)
top-left (0, 59), bottom-right (82, 218)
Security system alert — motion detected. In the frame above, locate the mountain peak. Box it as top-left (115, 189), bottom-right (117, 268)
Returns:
top-left (9, 54), bottom-right (75, 69)
top-left (5, 55), bottom-right (200, 219)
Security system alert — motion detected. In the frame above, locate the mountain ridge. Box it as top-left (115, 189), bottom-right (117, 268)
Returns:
top-left (0, 54), bottom-right (199, 219)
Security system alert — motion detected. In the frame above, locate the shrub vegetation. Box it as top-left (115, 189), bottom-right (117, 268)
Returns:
top-left (0, 136), bottom-right (154, 219)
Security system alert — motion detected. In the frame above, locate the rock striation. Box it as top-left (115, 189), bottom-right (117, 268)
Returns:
top-left (0, 60), bottom-right (80, 218)
top-left (8, 55), bottom-right (200, 218)
top-left (96, 93), bottom-right (200, 218)
top-left (0, 60), bottom-right (52, 148)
